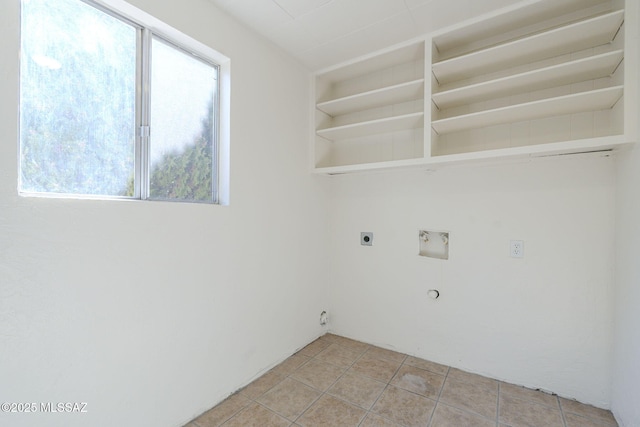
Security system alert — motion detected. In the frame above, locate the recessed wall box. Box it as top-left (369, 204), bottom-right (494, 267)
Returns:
top-left (419, 230), bottom-right (449, 260)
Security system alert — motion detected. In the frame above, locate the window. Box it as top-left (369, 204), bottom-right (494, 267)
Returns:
top-left (19, 0), bottom-right (228, 204)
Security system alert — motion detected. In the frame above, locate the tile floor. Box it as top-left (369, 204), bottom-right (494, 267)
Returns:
top-left (184, 334), bottom-right (618, 427)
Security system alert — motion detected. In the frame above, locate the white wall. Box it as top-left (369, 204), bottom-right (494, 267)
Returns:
top-left (610, 5), bottom-right (640, 424)
top-left (327, 155), bottom-right (616, 407)
top-left (0, 1), bottom-right (328, 427)
top-left (612, 145), bottom-right (640, 427)
top-left (610, 14), bottom-right (640, 420)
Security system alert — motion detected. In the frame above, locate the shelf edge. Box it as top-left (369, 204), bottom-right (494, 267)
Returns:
top-left (313, 135), bottom-right (629, 174)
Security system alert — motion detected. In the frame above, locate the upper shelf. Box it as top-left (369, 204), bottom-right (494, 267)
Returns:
top-left (318, 42), bottom-right (424, 83)
top-left (317, 79), bottom-right (424, 117)
top-left (317, 112), bottom-right (424, 141)
top-left (432, 50), bottom-right (623, 109)
top-left (432, 10), bottom-right (624, 84)
top-left (432, 0), bottom-right (609, 55)
top-left (431, 86), bottom-right (623, 135)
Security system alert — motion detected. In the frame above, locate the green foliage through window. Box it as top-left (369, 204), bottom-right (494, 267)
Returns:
top-left (149, 100), bottom-right (214, 201)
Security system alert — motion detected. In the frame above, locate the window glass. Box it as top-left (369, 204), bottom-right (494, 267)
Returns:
top-left (20, 0), bottom-right (137, 196)
top-left (149, 37), bottom-right (218, 203)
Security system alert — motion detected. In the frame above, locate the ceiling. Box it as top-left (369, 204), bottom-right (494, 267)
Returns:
top-left (207, 0), bottom-right (521, 70)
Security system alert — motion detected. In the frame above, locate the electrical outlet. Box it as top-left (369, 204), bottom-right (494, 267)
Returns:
top-left (510, 240), bottom-right (524, 258)
top-left (361, 232), bottom-right (373, 246)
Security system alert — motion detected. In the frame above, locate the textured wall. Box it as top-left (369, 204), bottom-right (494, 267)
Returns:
top-left (0, 1), bottom-right (328, 426)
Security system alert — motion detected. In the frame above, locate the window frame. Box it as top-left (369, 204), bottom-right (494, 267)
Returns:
top-left (18, 0), bottom-right (230, 205)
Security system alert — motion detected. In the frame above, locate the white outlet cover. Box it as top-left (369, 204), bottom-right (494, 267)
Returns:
top-left (510, 240), bottom-right (524, 258)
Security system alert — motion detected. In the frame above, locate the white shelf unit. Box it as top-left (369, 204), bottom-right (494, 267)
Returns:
top-left (314, 42), bottom-right (426, 169)
top-left (430, 2), bottom-right (630, 159)
top-left (312, 0), bottom-right (636, 174)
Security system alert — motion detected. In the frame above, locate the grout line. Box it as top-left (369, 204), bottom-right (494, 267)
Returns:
top-left (426, 401), bottom-right (437, 426)
top-left (496, 381), bottom-right (501, 427)
top-left (219, 402), bottom-right (255, 427)
top-left (389, 356), bottom-right (405, 382)
top-left (366, 384), bottom-right (392, 425)
top-left (256, 401), bottom-right (296, 425)
top-left (558, 395), bottom-right (569, 427)
top-left (438, 365), bottom-right (450, 399)
top-left (290, 388), bottom-right (324, 425)
top-left (426, 365), bottom-right (451, 427)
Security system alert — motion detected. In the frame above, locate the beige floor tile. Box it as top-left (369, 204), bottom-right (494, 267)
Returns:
top-left (297, 338), bottom-right (331, 357)
top-left (404, 356), bottom-right (449, 376)
top-left (330, 336), bottom-right (370, 354)
top-left (447, 368), bottom-right (499, 391)
top-left (390, 364), bottom-right (446, 399)
top-left (365, 346), bottom-right (407, 363)
top-left (499, 394), bottom-right (564, 427)
top-left (315, 343), bottom-right (361, 368)
top-left (371, 386), bottom-right (436, 427)
top-left (439, 377), bottom-right (498, 419)
top-left (560, 398), bottom-right (617, 426)
top-left (565, 411), bottom-right (619, 427)
top-left (193, 393), bottom-right (251, 427)
top-left (186, 335), bottom-right (619, 427)
top-left (500, 382), bottom-right (559, 409)
top-left (349, 352), bottom-right (402, 383)
top-left (359, 413), bottom-right (403, 427)
top-left (291, 359), bottom-right (346, 391)
top-left (318, 334), bottom-right (334, 343)
top-left (240, 370), bottom-right (286, 399)
top-left (430, 403), bottom-right (496, 427)
top-left (327, 371), bottom-right (386, 409)
top-left (320, 333), bottom-right (341, 343)
top-left (221, 403), bottom-right (290, 427)
top-left (297, 395), bottom-right (366, 427)
top-left (270, 354), bottom-right (310, 377)
top-left (257, 378), bottom-right (321, 420)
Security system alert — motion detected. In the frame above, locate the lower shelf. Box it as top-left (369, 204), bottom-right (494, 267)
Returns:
top-left (313, 135), bottom-right (629, 174)
top-left (432, 86), bottom-right (624, 135)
